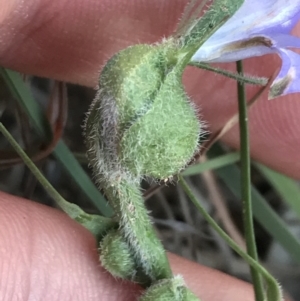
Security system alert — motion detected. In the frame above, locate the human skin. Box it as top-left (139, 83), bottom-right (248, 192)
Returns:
top-left (0, 0), bottom-right (299, 300)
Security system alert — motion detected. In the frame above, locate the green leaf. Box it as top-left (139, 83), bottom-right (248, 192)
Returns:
top-left (256, 163), bottom-right (300, 220)
top-left (54, 141), bottom-right (113, 217)
top-left (0, 68), bottom-right (52, 139)
top-left (179, 174), bottom-right (282, 301)
top-left (212, 152), bottom-right (300, 263)
top-left (0, 122), bottom-right (116, 239)
top-left (182, 152), bottom-right (240, 176)
top-left (0, 67), bottom-right (112, 217)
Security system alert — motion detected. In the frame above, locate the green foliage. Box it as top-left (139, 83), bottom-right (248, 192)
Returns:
top-left (7, 1), bottom-right (293, 301)
top-left (139, 277), bottom-right (199, 301)
top-left (213, 154), bottom-right (300, 264)
top-left (100, 229), bottom-right (137, 280)
top-left (0, 67), bottom-right (112, 216)
top-left (84, 41), bottom-right (202, 289)
top-left (85, 42), bottom-right (200, 182)
top-left (83, 1), bottom-right (248, 300)
top-left (0, 123), bottom-right (116, 242)
top-left (256, 163), bottom-right (300, 219)
top-left (181, 0), bottom-right (244, 59)
top-left (118, 46), bottom-right (200, 179)
top-left (182, 152), bottom-right (240, 176)
top-left (102, 179), bottom-right (172, 282)
top-left (179, 175), bottom-right (283, 301)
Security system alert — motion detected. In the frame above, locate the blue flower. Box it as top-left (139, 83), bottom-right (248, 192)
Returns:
top-left (191, 0), bottom-right (300, 99)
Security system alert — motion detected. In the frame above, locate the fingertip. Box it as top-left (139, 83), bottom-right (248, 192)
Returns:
top-left (0, 192), bottom-right (258, 301)
top-left (0, 1), bottom-right (16, 23)
top-left (0, 0), bottom-right (185, 85)
top-left (169, 253), bottom-right (255, 301)
top-left (0, 191), bottom-right (139, 300)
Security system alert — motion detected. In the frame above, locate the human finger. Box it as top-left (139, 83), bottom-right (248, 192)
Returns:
top-left (1, 0), bottom-right (300, 178)
top-left (0, 191), bottom-right (256, 301)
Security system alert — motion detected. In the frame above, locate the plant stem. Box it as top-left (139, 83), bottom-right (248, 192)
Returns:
top-left (236, 60), bottom-right (265, 301)
top-left (179, 175), bottom-right (282, 301)
top-left (102, 180), bottom-right (173, 285)
top-left (0, 122), bottom-right (115, 241)
top-left (189, 62), bottom-right (268, 86)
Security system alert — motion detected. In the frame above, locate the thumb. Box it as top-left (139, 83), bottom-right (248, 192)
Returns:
top-left (0, 191), bottom-right (256, 301)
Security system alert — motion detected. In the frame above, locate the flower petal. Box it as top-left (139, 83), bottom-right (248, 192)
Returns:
top-left (269, 34), bottom-right (300, 49)
top-left (191, 0), bottom-right (300, 63)
top-left (269, 49), bottom-right (300, 99)
top-left (232, 0), bottom-right (300, 34)
top-left (207, 33), bottom-right (300, 63)
top-left (191, 36), bottom-right (275, 63)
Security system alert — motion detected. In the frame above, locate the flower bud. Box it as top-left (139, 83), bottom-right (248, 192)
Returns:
top-left (85, 41), bottom-right (201, 182)
top-left (99, 229), bottom-right (136, 280)
top-left (139, 276), bottom-right (199, 301)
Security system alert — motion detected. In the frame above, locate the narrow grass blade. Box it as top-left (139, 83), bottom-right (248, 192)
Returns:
top-left (182, 152), bottom-right (240, 176)
top-left (256, 163), bottom-right (300, 220)
top-left (215, 161), bottom-right (300, 263)
top-left (0, 67), bottom-right (112, 217)
top-left (54, 141), bottom-right (112, 216)
top-left (179, 175), bottom-right (282, 301)
top-left (0, 68), bottom-right (52, 139)
top-left (0, 122), bottom-right (116, 239)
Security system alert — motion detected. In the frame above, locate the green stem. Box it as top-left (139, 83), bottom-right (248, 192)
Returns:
top-left (179, 175), bottom-right (282, 301)
top-left (236, 61), bottom-right (265, 301)
top-left (102, 179), bottom-right (173, 284)
top-left (0, 122), bottom-right (116, 241)
top-left (189, 62), bottom-right (268, 86)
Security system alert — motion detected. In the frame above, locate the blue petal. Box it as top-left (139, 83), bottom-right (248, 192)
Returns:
top-left (191, 0), bottom-right (300, 63)
top-left (191, 32), bottom-right (300, 63)
top-left (270, 34), bottom-right (300, 49)
top-left (192, 37), bottom-right (275, 63)
top-left (240, 0), bottom-right (300, 34)
top-left (269, 49), bottom-right (300, 99)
